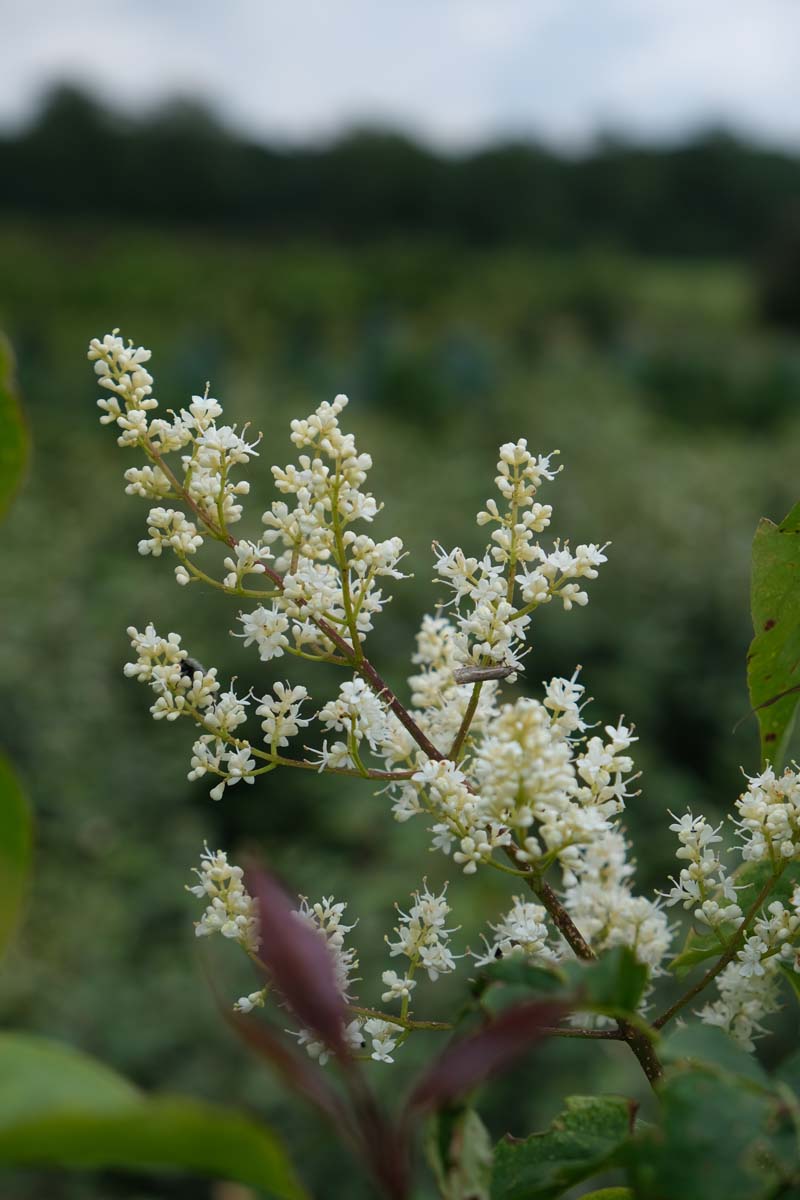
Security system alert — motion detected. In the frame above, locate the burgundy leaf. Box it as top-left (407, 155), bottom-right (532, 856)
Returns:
top-left (348, 1081), bottom-right (411, 1200)
top-left (246, 865), bottom-right (350, 1059)
top-left (406, 999), bottom-right (565, 1114)
top-left (226, 1006), bottom-right (351, 1133)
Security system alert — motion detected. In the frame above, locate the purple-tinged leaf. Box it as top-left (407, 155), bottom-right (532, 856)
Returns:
top-left (406, 1000), bottom-right (564, 1114)
top-left (348, 1084), bottom-right (410, 1200)
top-left (246, 867), bottom-right (349, 1059)
top-left (226, 1008), bottom-right (352, 1139)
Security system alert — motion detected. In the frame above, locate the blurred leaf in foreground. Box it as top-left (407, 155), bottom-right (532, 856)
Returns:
top-left (425, 1107), bottom-right (493, 1200)
top-left (630, 1025), bottom-right (797, 1200)
top-left (0, 753), bottom-right (32, 958)
top-left (748, 500), bottom-right (800, 769)
top-left (0, 1034), bottom-right (308, 1199)
top-left (478, 946), bottom-right (648, 1021)
top-left (0, 333), bottom-right (29, 519)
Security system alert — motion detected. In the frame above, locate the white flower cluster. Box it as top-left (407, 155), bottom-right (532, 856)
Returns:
top-left (386, 663), bottom-right (644, 892)
top-left (187, 846), bottom-right (259, 954)
top-left (662, 811), bottom-right (742, 929)
top-left (89, 333), bottom-right (257, 565)
top-left (700, 889), bottom-right (800, 1049)
top-left (562, 831), bottom-right (672, 975)
top-left (263, 389), bottom-right (408, 647)
top-left (473, 896), bottom-right (553, 968)
top-left (434, 440), bottom-right (607, 668)
top-left (387, 883), bottom-right (459, 983)
top-left (126, 624), bottom-right (319, 800)
top-left (315, 676), bottom-right (402, 771)
top-left (90, 332), bottom-right (411, 668)
top-left (95, 331), bottom-right (800, 1069)
top-left (736, 766), bottom-right (800, 862)
top-left (256, 683), bottom-right (311, 751)
top-left (660, 766), bottom-right (800, 1047)
top-left (185, 848), bottom-right (460, 1066)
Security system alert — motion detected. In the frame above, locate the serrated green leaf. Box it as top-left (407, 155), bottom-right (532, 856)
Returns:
top-left (479, 958), bottom-right (567, 994)
top-left (477, 947), bottom-right (647, 1024)
top-left (491, 1095), bottom-right (634, 1200)
top-left (476, 948), bottom-right (647, 1023)
top-left (563, 947), bottom-right (649, 1016)
top-left (0, 753), bottom-right (32, 958)
top-left (629, 1066), bottom-right (790, 1200)
top-left (659, 1023), bottom-right (769, 1086)
top-left (0, 333), bottom-right (29, 519)
top-left (0, 1034), bottom-right (307, 1199)
top-left (477, 959), bottom-right (567, 1016)
top-left (747, 500), bottom-right (800, 770)
top-left (426, 1107), bottom-right (493, 1200)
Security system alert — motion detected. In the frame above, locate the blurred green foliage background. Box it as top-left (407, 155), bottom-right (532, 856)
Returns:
top-left (3, 88), bottom-right (800, 1199)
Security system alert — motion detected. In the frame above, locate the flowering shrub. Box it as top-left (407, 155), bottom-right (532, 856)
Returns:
top-left (83, 329), bottom-right (800, 1198)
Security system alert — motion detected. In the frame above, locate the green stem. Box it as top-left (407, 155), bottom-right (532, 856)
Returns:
top-left (178, 554), bottom-right (279, 599)
top-left (653, 863), bottom-right (786, 1030)
top-left (448, 680), bottom-right (484, 760)
top-left (348, 1005), bottom-right (451, 1032)
top-left (331, 473), bottom-right (362, 661)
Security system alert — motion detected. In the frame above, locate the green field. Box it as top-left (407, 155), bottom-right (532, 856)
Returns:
top-left (2, 222), bottom-right (800, 1197)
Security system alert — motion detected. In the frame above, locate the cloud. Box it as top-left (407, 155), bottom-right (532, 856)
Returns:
top-left (1, 0), bottom-right (798, 147)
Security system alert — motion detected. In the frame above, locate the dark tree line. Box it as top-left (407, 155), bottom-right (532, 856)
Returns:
top-left (2, 84), bottom-right (800, 262)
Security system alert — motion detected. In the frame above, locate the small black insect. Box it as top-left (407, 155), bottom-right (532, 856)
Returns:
top-left (180, 655), bottom-right (206, 678)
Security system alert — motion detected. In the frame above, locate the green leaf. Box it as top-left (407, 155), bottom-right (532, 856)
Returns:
top-left (478, 958), bottom-right (567, 994)
top-left (477, 960), bottom-right (567, 1016)
top-left (0, 1034), bottom-right (307, 1199)
top-left (426, 1107), bottom-right (493, 1200)
top-left (629, 1066), bottom-right (790, 1200)
top-left (477, 948), bottom-right (647, 1022)
top-left (563, 947), bottom-right (649, 1016)
top-left (581, 1191), bottom-right (633, 1200)
top-left (0, 333), bottom-right (29, 519)
top-left (734, 859), bottom-right (800, 911)
top-left (659, 1023), bottom-right (768, 1086)
top-left (747, 500), bottom-right (800, 770)
top-left (780, 963), bottom-right (800, 1006)
top-left (0, 753), bottom-right (32, 958)
top-left (491, 1095), bottom-right (634, 1200)
top-left (668, 925), bottom-right (733, 977)
top-left (775, 1045), bottom-right (800, 1095)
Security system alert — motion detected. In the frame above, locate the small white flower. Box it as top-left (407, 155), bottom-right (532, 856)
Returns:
top-left (380, 970), bottom-right (416, 1003)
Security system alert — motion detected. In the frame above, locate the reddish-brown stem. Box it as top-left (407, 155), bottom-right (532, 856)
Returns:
top-left (533, 875), bottom-right (596, 961)
top-left (352, 654), bottom-right (444, 762)
top-left (540, 1026), bottom-right (624, 1040)
top-left (507, 849), bottom-right (663, 1085)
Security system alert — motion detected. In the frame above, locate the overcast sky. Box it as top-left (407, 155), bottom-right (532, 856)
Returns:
top-left (3, 0), bottom-right (800, 149)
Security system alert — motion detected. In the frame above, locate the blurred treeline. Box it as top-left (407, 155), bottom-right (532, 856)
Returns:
top-left (3, 84), bottom-right (800, 278)
top-left (2, 86), bottom-right (800, 1198)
